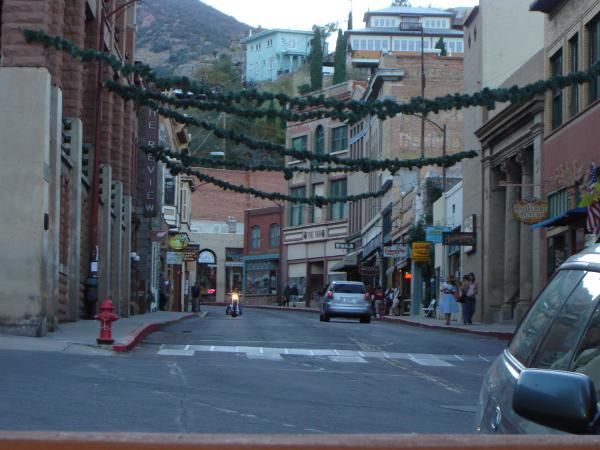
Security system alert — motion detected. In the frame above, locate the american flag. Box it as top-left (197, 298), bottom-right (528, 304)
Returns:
top-left (588, 163), bottom-right (600, 236)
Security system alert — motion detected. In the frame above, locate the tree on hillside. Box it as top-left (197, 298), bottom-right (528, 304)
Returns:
top-left (392, 0), bottom-right (411, 6)
top-left (310, 25), bottom-right (323, 91)
top-left (333, 30), bottom-right (347, 85)
top-left (435, 37), bottom-right (448, 56)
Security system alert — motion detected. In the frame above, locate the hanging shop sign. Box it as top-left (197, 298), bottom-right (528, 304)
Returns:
top-left (359, 264), bottom-right (380, 276)
top-left (182, 244), bottom-right (200, 262)
top-left (442, 231), bottom-right (476, 246)
top-left (411, 242), bottom-right (431, 263)
top-left (167, 233), bottom-right (190, 250)
top-left (425, 226), bottom-right (452, 243)
top-left (166, 251), bottom-right (183, 265)
top-left (513, 199), bottom-right (548, 224)
top-left (383, 244), bottom-right (408, 258)
top-left (335, 242), bottom-right (355, 250)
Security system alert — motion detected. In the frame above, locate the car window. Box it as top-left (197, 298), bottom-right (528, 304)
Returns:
top-left (508, 269), bottom-right (585, 366)
top-left (531, 271), bottom-right (600, 370)
top-left (332, 284), bottom-right (365, 294)
top-left (571, 301), bottom-right (600, 400)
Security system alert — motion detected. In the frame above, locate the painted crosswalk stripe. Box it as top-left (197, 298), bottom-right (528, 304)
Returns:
top-left (156, 345), bottom-right (496, 367)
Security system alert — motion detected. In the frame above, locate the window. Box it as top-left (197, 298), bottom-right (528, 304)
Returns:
top-left (289, 186), bottom-right (305, 226)
top-left (588, 16), bottom-right (600, 103)
top-left (250, 226), bottom-right (261, 249)
top-left (292, 135), bottom-right (308, 152)
top-left (269, 224), bottom-right (280, 248)
top-left (311, 183), bottom-right (324, 223)
top-left (570, 35), bottom-right (579, 117)
top-left (571, 304), bottom-right (600, 400)
top-left (314, 126), bottom-right (324, 155)
top-left (330, 125), bottom-right (348, 152)
top-left (330, 179), bottom-right (347, 221)
top-left (508, 269), bottom-right (585, 366)
top-left (164, 174), bottom-right (175, 205)
top-left (148, 122), bottom-right (156, 129)
top-left (531, 271), bottom-right (600, 369)
top-left (550, 50), bottom-right (563, 129)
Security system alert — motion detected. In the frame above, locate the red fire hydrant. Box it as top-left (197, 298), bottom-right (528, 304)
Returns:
top-left (94, 298), bottom-right (119, 344)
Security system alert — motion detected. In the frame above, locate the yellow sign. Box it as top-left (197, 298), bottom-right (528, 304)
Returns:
top-left (412, 242), bottom-right (430, 263)
top-left (167, 234), bottom-right (189, 250)
top-left (513, 199), bottom-right (548, 224)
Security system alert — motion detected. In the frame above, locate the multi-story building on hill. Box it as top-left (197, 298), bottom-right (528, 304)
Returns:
top-left (346, 6), bottom-right (468, 74)
top-left (241, 28), bottom-right (314, 83)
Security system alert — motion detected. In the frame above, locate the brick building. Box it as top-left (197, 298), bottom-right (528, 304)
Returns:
top-left (242, 206), bottom-right (284, 305)
top-left (0, 0), bottom-right (139, 335)
top-left (189, 169), bottom-right (285, 303)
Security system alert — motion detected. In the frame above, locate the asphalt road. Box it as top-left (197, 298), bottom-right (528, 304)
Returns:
top-left (0, 306), bottom-right (506, 434)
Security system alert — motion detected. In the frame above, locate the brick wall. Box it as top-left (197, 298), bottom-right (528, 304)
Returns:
top-left (244, 207), bottom-right (283, 256)
top-left (191, 169), bottom-right (286, 222)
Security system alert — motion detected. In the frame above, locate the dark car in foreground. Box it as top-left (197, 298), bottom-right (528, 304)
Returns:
top-left (320, 281), bottom-right (371, 323)
top-left (477, 244), bottom-right (600, 434)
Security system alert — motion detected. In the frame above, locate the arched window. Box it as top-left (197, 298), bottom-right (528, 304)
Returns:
top-left (269, 223), bottom-right (280, 248)
top-left (250, 226), bottom-right (261, 249)
top-left (315, 125), bottom-right (325, 155)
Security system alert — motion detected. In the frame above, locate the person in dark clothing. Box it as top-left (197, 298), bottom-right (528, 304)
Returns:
top-left (282, 283), bottom-right (291, 307)
top-left (191, 283), bottom-right (201, 312)
top-left (290, 284), bottom-right (299, 306)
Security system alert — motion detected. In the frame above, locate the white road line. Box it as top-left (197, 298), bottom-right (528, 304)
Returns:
top-left (155, 345), bottom-right (491, 367)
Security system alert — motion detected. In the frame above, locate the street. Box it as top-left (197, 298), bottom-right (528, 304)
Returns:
top-left (0, 307), bottom-right (505, 434)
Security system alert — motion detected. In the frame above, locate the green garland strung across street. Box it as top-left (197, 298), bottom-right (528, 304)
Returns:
top-left (143, 145), bottom-right (358, 179)
top-left (23, 29), bottom-right (600, 123)
top-left (149, 149), bottom-right (393, 206)
top-left (114, 86), bottom-right (478, 173)
top-left (106, 82), bottom-right (353, 123)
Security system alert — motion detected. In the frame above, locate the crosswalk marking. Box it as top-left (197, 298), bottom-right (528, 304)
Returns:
top-left (155, 344), bottom-right (495, 366)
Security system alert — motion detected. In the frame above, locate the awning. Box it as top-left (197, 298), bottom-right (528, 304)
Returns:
top-left (530, 207), bottom-right (587, 230)
top-left (330, 250), bottom-right (362, 272)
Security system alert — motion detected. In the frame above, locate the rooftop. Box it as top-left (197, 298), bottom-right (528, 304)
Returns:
top-left (241, 28), bottom-right (313, 44)
top-left (364, 6), bottom-right (455, 18)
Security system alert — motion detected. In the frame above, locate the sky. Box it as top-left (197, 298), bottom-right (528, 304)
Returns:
top-left (200, 0), bottom-right (479, 34)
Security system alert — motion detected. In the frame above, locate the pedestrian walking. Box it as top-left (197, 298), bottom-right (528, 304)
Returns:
top-left (374, 286), bottom-right (385, 318)
top-left (464, 273), bottom-right (478, 325)
top-left (459, 275), bottom-right (469, 324)
top-left (439, 276), bottom-right (459, 325)
top-left (290, 284), bottom-right (299, 306)
top-left (282, 283), bottom-right (291, 307)
top-left (191, 282), bottom-right (201, 313)
top-left (390, 288), bottom-right (402, 316)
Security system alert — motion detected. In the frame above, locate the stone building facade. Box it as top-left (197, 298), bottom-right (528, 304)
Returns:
top-left (0, 0), bottom-right (138, 335)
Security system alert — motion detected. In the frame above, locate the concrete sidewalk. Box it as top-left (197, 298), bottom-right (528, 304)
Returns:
top-left (0, 311), bottom-right (197, 355)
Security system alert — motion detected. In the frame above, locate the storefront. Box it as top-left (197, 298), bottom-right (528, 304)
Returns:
top-left (283, 222), bottom-right (348, 304)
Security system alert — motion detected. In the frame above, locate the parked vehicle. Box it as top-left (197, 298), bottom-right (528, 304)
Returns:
top-left (320, 281), bottom-right (371, 323)
top-left (476, 244), bottom-right (600, 434)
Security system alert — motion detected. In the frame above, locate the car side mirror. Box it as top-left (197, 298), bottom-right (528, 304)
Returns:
top-left (513, 369), bottom-right (599, 434)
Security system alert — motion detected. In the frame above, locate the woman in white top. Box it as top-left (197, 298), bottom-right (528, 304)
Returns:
top-left (439, 277), bottom-right (459, 325)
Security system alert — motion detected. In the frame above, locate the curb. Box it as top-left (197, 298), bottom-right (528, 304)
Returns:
top-left (112, 313), bottom-right (198, 352)
top-left (379, 316), bottom-right (513, 340)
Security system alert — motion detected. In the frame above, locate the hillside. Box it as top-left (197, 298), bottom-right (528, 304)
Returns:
top-left (136, 0), bottom-right (250, 76)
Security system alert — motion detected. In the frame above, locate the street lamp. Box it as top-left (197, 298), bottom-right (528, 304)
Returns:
top-left (90, 0), bottom-right (140, 274)
top-left (413, 114), bottom-right (447, 192)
